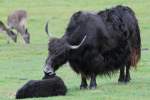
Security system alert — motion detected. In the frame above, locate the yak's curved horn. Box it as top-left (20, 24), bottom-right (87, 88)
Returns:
top-left (45, 20), bottom-right (52, 37)
top-left (68, 35), bottom-right (87, 49)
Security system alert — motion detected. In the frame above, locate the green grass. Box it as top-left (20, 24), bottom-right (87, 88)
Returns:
top-left (0, 0), bottom-right (150, 100)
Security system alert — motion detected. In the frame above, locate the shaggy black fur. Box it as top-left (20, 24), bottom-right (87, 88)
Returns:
top-left (16, 76), bottom-right (67, 99)
top-left (43, 5), bottom-right (141, 89)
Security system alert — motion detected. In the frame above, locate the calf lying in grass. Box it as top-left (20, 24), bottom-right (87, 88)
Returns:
top-left (16, 76), bottom-right (67, 99)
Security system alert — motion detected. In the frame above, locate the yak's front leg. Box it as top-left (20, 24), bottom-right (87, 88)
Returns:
top-left (89, 74), bottom-right (97, 89)
top-left (80, 74), bottom-right (88, 89)
top-left (118, 66), bottom-right (125, 83)
top-left (125, 63), bottom-right (131, 83)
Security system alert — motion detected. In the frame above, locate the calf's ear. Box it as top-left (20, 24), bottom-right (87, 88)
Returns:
top-left (42, 72), bottom-right (56, 79)
top-left (73, 11), bottom-right (82, 19)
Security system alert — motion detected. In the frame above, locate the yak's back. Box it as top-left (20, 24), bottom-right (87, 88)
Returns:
top-left (98, 5), bottom-right (141, 66)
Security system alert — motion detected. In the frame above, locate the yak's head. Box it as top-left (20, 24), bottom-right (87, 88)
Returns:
top-left (0, 21), bottom-right (17, 43)
top-left (43, 21), bottom-right (86, 79)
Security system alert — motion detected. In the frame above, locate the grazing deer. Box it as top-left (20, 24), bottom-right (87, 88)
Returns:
top-left (0, 21), bottom-right (17, 43)
top-left (7, 10), bottom-right (30, 44)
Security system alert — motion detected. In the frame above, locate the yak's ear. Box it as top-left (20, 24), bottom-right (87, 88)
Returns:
top-left (25, 28), bottom-right (28, 34)
top-left (0, 21), bottom-right (6, 32)
top-left (0, 21), bottom-right (4, 26)
top-left (25, 28), bottom-right (30, 36)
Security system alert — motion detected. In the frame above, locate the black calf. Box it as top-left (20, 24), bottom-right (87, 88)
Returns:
top-left (16, 76), bottom-right (67, 99)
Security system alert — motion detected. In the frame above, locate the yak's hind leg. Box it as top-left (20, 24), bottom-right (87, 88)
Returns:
top-left (80, 74), bottom-right (88, 89)
top-left (118, 63), bottom-right (131, 83)
top-left (89, 74), bottom-right (97, 89)
top-left (125, 63), bottom-right (131, 83)
top-left (118, 67), bottom-right (125, 83)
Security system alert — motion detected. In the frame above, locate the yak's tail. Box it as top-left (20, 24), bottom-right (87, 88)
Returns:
top-left (130, 23), bottom-right (141, 67)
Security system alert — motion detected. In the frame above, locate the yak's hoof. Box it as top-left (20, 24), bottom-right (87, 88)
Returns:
top-left (80, 84), bottom-right (88, 90)
top-left (89, 83), bottom-right (97, 89)
top-left (89, 85), bottom-right (97, 89)
top-left (118, 78), bottom-right (125, 83)
top-left (124, 77), bottom-right (131, 83)
top-left (118, 76), bottom-right (125, 83)
top-left (118, 77), bottom-right (131, 84)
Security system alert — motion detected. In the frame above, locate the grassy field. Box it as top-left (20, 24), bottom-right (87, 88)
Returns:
top-left (0, 0), bottom-right (150, 100)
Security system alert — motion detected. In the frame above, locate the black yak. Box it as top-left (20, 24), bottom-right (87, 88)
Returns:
top-left (43, 5), bottom-right (141, 89)
top-left (16, 76), bottom-right (67, 99)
